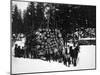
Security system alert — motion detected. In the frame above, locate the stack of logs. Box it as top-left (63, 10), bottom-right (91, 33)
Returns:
top-left (35, 28), bottom-right (65, 55)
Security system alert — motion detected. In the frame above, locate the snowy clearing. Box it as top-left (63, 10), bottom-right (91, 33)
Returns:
top-left (12, 45), bottom-right (95, 74)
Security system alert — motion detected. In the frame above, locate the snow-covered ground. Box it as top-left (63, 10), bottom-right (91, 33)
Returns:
top-left (79, 38), bottom-right (96, 40)
top-left (12, 45), bottom-right (96, 74)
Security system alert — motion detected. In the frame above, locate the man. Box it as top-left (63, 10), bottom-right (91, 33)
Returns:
top-left (70, 46), bottom-right (74, 64)
top-left (73, 45), bottom-right (80, 66)
top-left (66, 45), bottom-right (71, 67)
top-left (14, 44), bottom-right (18, 57)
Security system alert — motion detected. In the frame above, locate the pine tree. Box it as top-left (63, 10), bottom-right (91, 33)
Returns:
top-left (12, 5), bottom-right (23, 34)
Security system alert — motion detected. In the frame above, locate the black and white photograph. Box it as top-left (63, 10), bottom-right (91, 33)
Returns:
top-left (11, 0), bottom-right (96, 74)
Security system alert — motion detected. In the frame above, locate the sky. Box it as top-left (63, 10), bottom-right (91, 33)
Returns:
top-left (12, 1), bottom-right (29, 12)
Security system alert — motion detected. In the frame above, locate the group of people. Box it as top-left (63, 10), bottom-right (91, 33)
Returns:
top-left (14, 41), bottom-right (80, 67)
top-left (63, 44), bottom-right (80, 67)
top-left (13, 29), bottom-right (80, 67)
top-left (14, 44), bottom-right (37, 58)
top-left (42, 43), bottom-right (80, 67)
top-left (14, 44), bottom-right (24, 58)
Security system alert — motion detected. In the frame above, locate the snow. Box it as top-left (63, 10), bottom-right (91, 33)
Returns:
top-left (12, 45), bottom-right (95, 74)
top-left (12, 38), bottom-right (26, 56)
top-left (79, 38), bottom-right (96, 40)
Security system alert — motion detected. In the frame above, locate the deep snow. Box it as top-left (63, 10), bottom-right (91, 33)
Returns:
top-left (12, 45), bottom-right (95, 74)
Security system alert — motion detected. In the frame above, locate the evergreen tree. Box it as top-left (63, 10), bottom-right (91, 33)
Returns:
top-left (12, 5), bottom-right (23, 34)
top-left (23, 2), bottom-right (45, 34)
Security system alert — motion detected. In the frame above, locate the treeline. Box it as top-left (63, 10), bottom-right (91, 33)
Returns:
top-left (12, 2), bottom-right (44, 34)
top-left (11, 2), bottom-right (96, 35)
